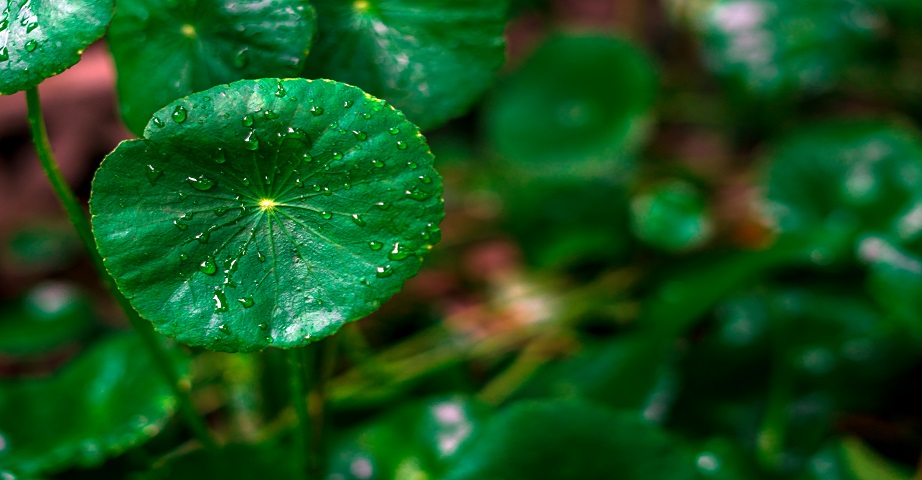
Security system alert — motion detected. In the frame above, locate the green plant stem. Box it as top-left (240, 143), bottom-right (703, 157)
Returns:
top-left (25, 86), bottom-right (216, 449)
top-left (288, 348), bottom-right (311, 478)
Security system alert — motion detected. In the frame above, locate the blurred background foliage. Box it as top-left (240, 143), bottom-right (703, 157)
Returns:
top-left (4, 0), bottom-right (922, 478)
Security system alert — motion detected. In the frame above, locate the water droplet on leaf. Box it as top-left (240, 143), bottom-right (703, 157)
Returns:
top-left (172, 105), bottom-right (187, 123)
top-left (199, 257), bottom-right (217, 275)
top-left (187, 175), bottom-right (215, 191)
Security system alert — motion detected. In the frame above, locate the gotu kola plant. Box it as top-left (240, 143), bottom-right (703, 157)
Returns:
top-left (0, 0), bottom-right (500, 476)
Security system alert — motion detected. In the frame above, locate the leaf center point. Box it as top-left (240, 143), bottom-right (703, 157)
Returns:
top-left (353, 0), bottom-right (371, 13)
top-left (259, 199), bottom-right (279, 211)
top-left (181, 24), bottom-right (196, 39)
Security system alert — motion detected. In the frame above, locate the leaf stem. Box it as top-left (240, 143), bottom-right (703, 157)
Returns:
top-left (288, 348), bottom-right (311, 478)
top-left (25, 86), bottom-right (216, 450)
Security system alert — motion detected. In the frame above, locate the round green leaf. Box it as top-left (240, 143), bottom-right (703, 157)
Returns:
top-left (444, 401), bottom-right (697, 480)
top-left (0, 282), bottom-right (95, 356)
top-left (685, 0), bottom-right (882, 100)
top-left (0, 333), bottom-right (186, 476)
top-left (140, 443), bottom-right (299, 480)
top-left (307, 0), bottom-right (508, 131)
top-left (631, 180), bottom-right (713, 252)
top-left (762, 120), bottom-right (922, 251)
top-left (90, 78), bottom-right (444, 353)
top-left (108, 0), bottom-right (317, 135)
top-left (0, 0), bottom-right (114, 94)
top-left (485, 34), bottom-right (658, 181)
top-left (327, 396), bottom-right (488, 480)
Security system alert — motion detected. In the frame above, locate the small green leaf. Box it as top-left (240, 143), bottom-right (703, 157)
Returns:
top-left (762, 120), bottom-right (922, 252)
top-left (683, 0), bottom-right (882, 100)
top-left (631, 180), bottom-right (713, 252)
top-left (140, 443), bottom-right (299, 480)
top-left (327, 396), bottom-right (488, 480)
top-left (0, 282), bottom-right (95, 356)
top-left (108, 0), bottom-right (317, 134)
top-left (0, 333), bottom-right (186, 476)
top-left (485, 34), bottom-right (658, 181)
top-left (307, 0), bottom-right (508, 130)
top-left (90, 78), bottom-right (444, 353)
top-left (0, 0), bottom-right (114, 94)
top-left (443, 401), bottom-right (697, 480)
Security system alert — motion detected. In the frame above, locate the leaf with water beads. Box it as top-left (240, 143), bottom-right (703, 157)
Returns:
top-left (107, 0), bottom-right (317, 135)
top-left (0, 334), bottom-right (187, 476)
top-left (90, 78), bottom-right (444, 353)
top-left (306, 0), bottom-right (508, 131)
top-left (0, 0), bottom-right (114, 94)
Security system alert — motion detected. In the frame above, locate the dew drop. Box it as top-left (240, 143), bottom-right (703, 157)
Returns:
top-left (374, 201), bottom-right (391, 210)
top-left (24, 40), bottom-right (37, 52)
top-left (321, 211), bottom-right (333, 220)
top-left (353, 130), bottom-right (367, 141)
top-left (286, 127), bottom-right (308, 140)
top-left (178, 192), bottom-right (187, 201)
top-left (152, 117), bottom-right (165, 128)
top-left (195, 231), bottom-right (211, 244)
top-left (145, 164), bottom-right (162, 184)
top-left (179, 253), bottom-right (188, 262)
top-left (215, 148), bottom-right (227, 164)
top-left (173, 220), bottom-right (187, 231)
top-left (310, 106), bottom-right (324, 116)
top-left (263, 175), bottom-right (271, 185)
top-left (241, 114), bottom-right (254, 127)
top-left (243, 130), bottom-right (260, 150)
top-left (295, 178), bottom-right (304, 188)
top-left (187, 175), bottom-right (215, 191)
top-left (238, 297), bottom-right (255, 308)
top-left (350, 214), bottom-right (366, 227)
top-left (332, 152), bottom-right (343, 161)
top-left (0, 47), bottom-right (9, 62)
top-left (218, 323), bottom-right (230, 333)
top-left (407, 161), bottom-right (418, 169)
top-left (275, 83), bottom-right (286, 97)
top-left (362, 112), bottom-right (372, 119)
top-left (264, 109), bottom-right (279, 119)
top-left (343, 100), bottom-right (354, 108)
top-left (396, 141), bottom-right (408, 150)
top-left (388, 243), bottom-right (413, 261)
top-left (26, 21), bottom-right (37, 33)
top-left (376, 265), bottom-right (394, 278)
top-left (258, 322), bottom-right (269, 330)
top-left (214, 206), bottom-right (229, 216)
top-left (266, 336), bottom-right (274, 343)
top-left (322, 187), bottom-right (332, 196)
top-left (405, 188), bottom-right (431, 201)
top-left (199, 257), bottom-right (217, 275)
top-left (369, 240), bottom-right (384, 251)
top-left (388, 127), bottom-right (400, 135)
top-left (372, 159), bottom-right (385, 168)
top-left (419, 175), bottom-right (432, 184)
top-left (172, 105), bottom-right (187, 123)
top-left (257, 251), bottom-right (267, 262)
top-left (302, 152), bottom-right (313, 163)
top-left (233, 47), bottom-right (249, 68)
top-left (242, 177), bottom-right (251, 186)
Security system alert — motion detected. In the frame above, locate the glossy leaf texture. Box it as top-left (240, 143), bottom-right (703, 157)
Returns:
top-left (327, 396), bottom-right (488, 480)
top-left (307, 0), bottom-right (508, 131)
top-left (443, 401), bottom-right (697, 480)
top-left (761, 120), bottom-right (922, 255)
top-left (680, 0), bottom-right (882, 100)
top-left (0, 334), bottom-right (187, 476)
top-left (0, 282), bottom-right (94, 356)
top-left (108, 0), bottom-right (317, 135)
top-left (0, 0), bottom-right (114, 94)
top-left (485, 34), bottom-right (658, 181)
top-left (630, 180), bottom-right (713, 252)
top-left (140, 443), bottom-right (299, 479)
top-left (90, 78), bottom-right (444, 353)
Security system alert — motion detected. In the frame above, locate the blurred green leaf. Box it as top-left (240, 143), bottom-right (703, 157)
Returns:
top-left (485, 34), bottom-right (658, 181)
top-left (3, 222), bottom-right (81, 274)
top-left (138, 443), bottom-right (299, 479)
top-left (0, 282), bottom-right (94, 356)
top-left (630, 180), bottom-right (713, 252)
top-left (443, 400), bottom-right (697, 480)
top-left (307, 0), bottom-right (508, 131)
top-left (108, 0), bottom-right (317, 134)
top-left (0, 334), bottom-right (186, 476)
top-left (327, 396), bottom-right (488, 480)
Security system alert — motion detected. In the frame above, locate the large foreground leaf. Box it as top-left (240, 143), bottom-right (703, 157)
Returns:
top-left (0, 0), bottom-right (114, 94)
top-left (108, 0), bottom-right (317, 134)
top-left (443, 401), bottom-right (697, 480)
top-left (307, 0), bottom-right (507, 130)
top-left (0, 334), bottom-right (186, 476)
top-left (90, 78), bottom-right (444, 352)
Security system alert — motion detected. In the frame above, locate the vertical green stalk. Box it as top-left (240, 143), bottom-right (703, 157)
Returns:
top-left (25, 86), bottom-right (216, 449)
top-left (288, 348), bottom-right (311, 478)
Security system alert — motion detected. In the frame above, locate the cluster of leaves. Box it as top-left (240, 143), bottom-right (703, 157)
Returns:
top-left (3, 0), bottom-right (922, 478)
